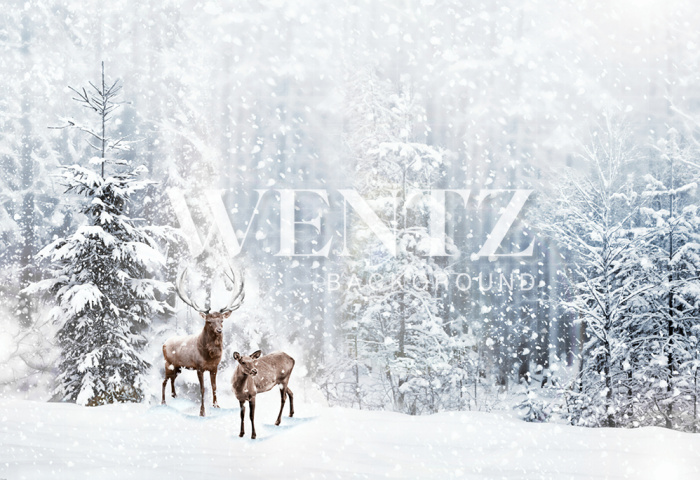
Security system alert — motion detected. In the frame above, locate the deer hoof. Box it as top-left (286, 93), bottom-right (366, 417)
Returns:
top-left (239, 432), bottom-right (244, 438)
top-left (212, 403), bottom-right (220, 408)
top-left (251, 433), bottom-right (256, 440)
top-left (161, 400), bottom-right (166, 405)
top-left (275, 420), bottom-right (281, 426)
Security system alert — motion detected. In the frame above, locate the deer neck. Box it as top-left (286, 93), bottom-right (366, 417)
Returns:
top-left (197, 327), bottom-right (222, 362)
top-left (233, 366), bottom-right (256, 395)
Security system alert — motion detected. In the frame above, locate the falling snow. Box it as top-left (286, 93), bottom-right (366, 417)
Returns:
top-left (2, 0), bottom-right (700, 477)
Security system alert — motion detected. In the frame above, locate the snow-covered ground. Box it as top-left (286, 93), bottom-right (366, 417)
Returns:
top-left (2, 393), bottom-right (699, 480)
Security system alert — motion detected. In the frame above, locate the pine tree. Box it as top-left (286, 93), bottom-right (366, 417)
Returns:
top-left (540, 119), bottom-right (645, 427)
top-left (633, 128), bottom-right (700, 430)
top-left (338, 71), bottom-right (456, 414)
top-left (29, 64), bottom-right (172, 405)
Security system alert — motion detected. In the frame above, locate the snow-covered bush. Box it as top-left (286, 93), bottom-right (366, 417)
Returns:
top-left (516, 390), bottom-right (552, 423)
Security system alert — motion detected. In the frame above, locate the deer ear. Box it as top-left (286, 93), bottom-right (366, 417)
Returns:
top-left (222, 310), bottom-right (233, 319)
top-left (233, 352), bottom-right (241, 361)
top-left (251, 350), bottom-right (262, 360)
top-left (199, 312), bottom-right (207, 319)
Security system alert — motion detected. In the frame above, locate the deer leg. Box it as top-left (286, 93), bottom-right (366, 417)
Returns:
top-left (161, 374), bottom-right (168, 405)
top-left (210, 369), bottom-right (219, 408)
top-left (276, 386), bottom-right (286, 426)
top-left (287, 386), bottom-right (295, 417)
top-left (197, 370), bottom-right (206, 417)
top-left (239, 400), bottom-right (245, 437)
top-left (250, 397), bottom-right (257, 439)
top-left (163, 364), bottom-right (177, 403)
top-left (171, 367), bottom-right (179, 398)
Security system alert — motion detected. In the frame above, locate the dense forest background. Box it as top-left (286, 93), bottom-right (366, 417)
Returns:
top-left (2, 0), bottom-right (700, 430)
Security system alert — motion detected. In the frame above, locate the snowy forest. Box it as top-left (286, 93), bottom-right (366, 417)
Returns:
top-left (3, 0), bottom-right (700, 437)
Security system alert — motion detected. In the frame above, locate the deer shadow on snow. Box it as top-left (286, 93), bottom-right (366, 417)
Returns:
top-left (153, 396), bottom-right (239, 420)
top-left (151, 396), bottom-right (316, 441)
top-left (232, 415), bottom-right (317, 442)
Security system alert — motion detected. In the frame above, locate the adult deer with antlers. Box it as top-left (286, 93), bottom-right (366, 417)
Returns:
top-left (161, 265), bottom-right (244, 416)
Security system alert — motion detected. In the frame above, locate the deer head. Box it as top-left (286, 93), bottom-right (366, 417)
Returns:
top-left (233, 350), bottom-right (262, 376)
top-left (175, 263), bottom-right (245, 335)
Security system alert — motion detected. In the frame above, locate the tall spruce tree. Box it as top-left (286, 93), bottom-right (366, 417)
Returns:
top-left (29, 64), bottom-right (172, 405)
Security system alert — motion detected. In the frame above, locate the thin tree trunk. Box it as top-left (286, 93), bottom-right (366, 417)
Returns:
top-left (17, 14), bottom-right (34, 329)
top-left (354, 333), bottom-right (361, 409)
top-left (666, 156), bottom-right (675, 429)
top-left (694, 360), bottom-right (698, 433)
top-left (101, 61), bottom-right (106, 178)
top-left (604, 344), bottom-right (614, 428)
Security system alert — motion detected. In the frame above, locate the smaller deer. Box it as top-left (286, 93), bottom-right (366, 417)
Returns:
top-left (232, 350), bottom-right (295, 439)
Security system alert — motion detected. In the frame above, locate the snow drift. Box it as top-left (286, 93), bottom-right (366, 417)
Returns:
top-left (1, 395), bottom-right (699, 479)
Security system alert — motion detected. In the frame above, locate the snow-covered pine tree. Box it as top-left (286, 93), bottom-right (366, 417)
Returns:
top-left (29, 64), bottom-right (172, 405)
top-left (338, 71), bottom-right (457, 414)
top-left (539, 119), bottom-right (645, 427)
top-left (633, 128), bottom-right (700, 430)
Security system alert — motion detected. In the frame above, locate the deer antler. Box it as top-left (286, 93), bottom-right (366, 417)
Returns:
top-left (220, 263), bottom-right (245, 313)
top-left (176, 267), bottom-right (209, 314)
